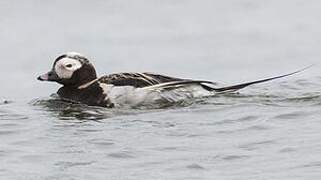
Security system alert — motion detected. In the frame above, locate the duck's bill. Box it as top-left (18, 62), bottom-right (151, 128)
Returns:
top-left (37, 71), bottom-right (59, 81)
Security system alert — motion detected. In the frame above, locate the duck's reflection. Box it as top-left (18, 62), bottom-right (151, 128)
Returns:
top-left (32, 92), bottom-right (204, 121)
top-left (31, 94), bottom-right (168, 122)
top-left (31, 94), bottom-right (114, 122)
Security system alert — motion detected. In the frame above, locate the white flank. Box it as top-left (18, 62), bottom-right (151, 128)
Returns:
top-left (55, 58), bottom-right (82, 79)
top-left (99, 83), bottom-right (214, 107)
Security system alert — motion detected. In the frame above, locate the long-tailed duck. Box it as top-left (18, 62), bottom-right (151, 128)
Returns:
top-left (37, 52), bottom-right (308, 108)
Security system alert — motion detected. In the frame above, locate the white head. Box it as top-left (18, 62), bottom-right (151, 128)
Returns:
top-left (38, 52), bottom-right (97, 86)
top-left (54, 53), bottom-right (83, 79)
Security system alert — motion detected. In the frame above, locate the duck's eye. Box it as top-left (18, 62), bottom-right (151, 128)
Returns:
top-left (66, 64), bottom-right (73, 68)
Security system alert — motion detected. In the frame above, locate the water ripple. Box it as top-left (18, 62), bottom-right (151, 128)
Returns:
top-left (273, 111), bottom-right (310, 120)
top-left (222, 155), bottom-right (250, 161)
top-left (0, 99), bottom-right (12, 105)
top-left (0, 109), bottom-right (29, 120)
top-left (239, 140), bottom-right (277, 151)
top-left (108, 152), bottom-right (135, 159)
top-left (212, 115), bottom-right (259, 125)
top-left (88, 138), bottom-right (115, 147)
top-left (55, 161), bottom-right (96, 169)
top-left (186, 163), bottom-right (206, 170)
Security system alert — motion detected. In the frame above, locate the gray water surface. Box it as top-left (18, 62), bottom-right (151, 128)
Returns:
top-left (0, 1), bottom-right (321, 180)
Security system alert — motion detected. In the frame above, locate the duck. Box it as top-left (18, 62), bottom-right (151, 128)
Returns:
top-left (37, 52), bottom-right (308, 108)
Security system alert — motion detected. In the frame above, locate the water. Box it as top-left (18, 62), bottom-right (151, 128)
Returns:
top-left (0, 0), bottom-right (321, 179)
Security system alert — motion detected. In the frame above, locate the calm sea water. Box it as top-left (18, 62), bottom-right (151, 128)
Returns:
top-left (0, 1), bottom-right (321, 179)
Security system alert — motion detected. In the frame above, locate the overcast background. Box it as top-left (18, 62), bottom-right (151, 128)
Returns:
top-left (0, 0), bottom-right (320, 99)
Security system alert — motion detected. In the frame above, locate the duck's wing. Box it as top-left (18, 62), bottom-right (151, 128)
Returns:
top-left (98, 72), bottom-right (185, 88)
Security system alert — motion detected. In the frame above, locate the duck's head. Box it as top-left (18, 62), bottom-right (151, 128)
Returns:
top-left (38, 52), bottom-right (97, 86)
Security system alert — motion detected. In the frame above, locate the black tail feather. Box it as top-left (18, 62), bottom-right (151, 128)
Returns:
top-left (211, 65), bottom-right (312, 92)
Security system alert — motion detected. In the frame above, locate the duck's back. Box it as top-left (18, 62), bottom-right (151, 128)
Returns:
top-left (98, 72), bottom-right (184, 88)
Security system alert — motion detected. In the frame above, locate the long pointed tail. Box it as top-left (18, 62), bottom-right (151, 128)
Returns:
top-left (142, 65), bottom-right (312, 92)
top-left (211, 65), bottom-right (313, 93)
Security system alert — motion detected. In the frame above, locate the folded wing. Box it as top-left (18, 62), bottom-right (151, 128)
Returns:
top-left (98, 72), bottom-right (185, 88)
